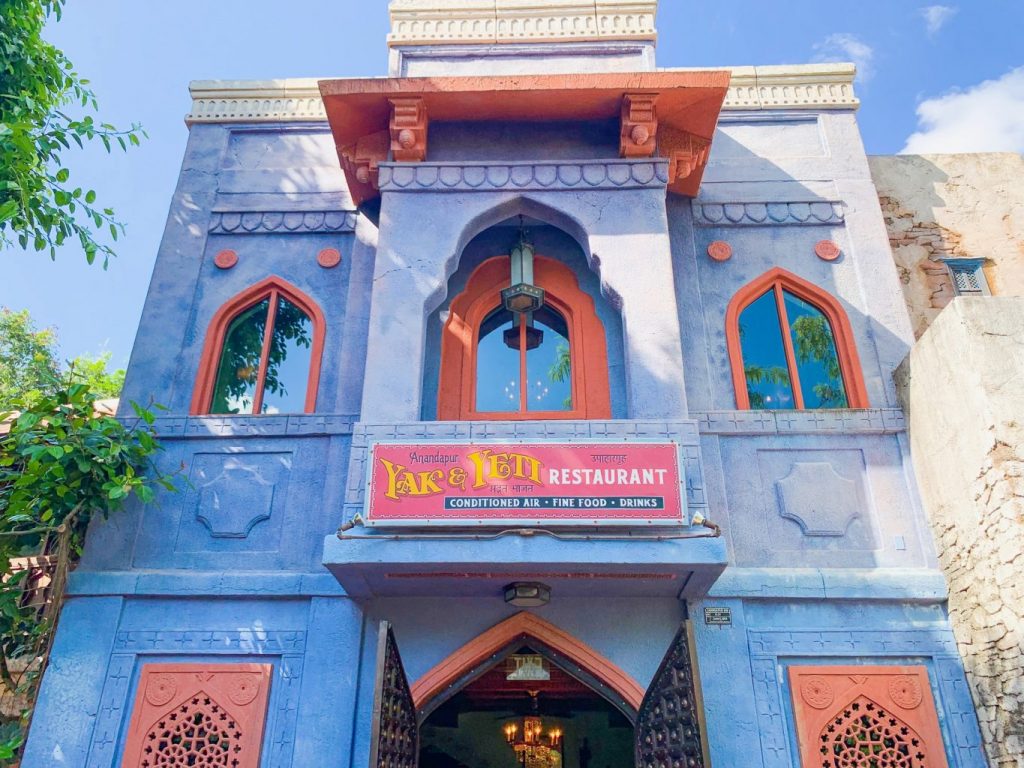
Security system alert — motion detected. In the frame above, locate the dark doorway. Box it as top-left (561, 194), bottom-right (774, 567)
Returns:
top-left (418, 645), bottom-right (635, 768)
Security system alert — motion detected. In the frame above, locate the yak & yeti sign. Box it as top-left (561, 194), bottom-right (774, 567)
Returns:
top-left (365, 443), bottom-right (684, 526)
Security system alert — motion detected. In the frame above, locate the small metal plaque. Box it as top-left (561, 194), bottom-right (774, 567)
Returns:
top-left (703, 607), bottom-right (732, 626)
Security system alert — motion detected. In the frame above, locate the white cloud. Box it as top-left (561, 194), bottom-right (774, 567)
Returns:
top-left (813, 33), bottom-right (875, 82)
top-left (920, 5), bottom-right (957, 37)
top-left (902, 67), bottom-right (1024, 154)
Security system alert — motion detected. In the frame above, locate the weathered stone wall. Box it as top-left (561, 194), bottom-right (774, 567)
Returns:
top-left (896, 297), bottom-right (1024, 767)
top-left (868, 153), bottom-right (1024, 338)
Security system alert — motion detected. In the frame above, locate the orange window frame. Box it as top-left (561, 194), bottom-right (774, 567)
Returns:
top-left (725, 267), bottom-right (869, 410)
top-left (438, 255), bottom-right (611, 421)
top-left (191, 276), bottom-right (326, 415)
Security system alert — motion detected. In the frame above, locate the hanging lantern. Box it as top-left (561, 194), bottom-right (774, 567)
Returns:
top-left (502, 218), bottom-right (546, 351)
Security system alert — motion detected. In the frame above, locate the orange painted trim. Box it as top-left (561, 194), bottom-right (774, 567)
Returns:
top-left (724, 267), bottom-right (869, 410)
top-left (122, 663), bottom-right (273, 768)
top-left (437, 255), bottom-right (611, 421)
top-left (789, 665), bottom-right (949, 768)
top-left (411, 611), bottom-right (644, 714)
top-left (190, 276), bottom-right (326, 415)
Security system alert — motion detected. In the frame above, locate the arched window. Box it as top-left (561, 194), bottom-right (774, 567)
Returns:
top-left (438, 256), bottom-right (611, 420)
top-left (726, 268), bottom-right (868, 410)
top-left (191, 277), bottom-right (325, 415)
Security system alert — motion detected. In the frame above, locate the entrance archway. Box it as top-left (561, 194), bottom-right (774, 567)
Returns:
top-left (415, 614), bottom-right (639, 768)
top-left (366, 615), bottom-right (708, 768)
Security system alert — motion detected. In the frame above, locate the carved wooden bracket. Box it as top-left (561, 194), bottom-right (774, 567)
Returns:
top-left (660, 127), bottom-right (712, 195)
top-left (389, 97), bottom-right (429, 162)
top-left (619, 92), bottom-right (658, 158)
top-left (339, 130), bottom-right (390, 192)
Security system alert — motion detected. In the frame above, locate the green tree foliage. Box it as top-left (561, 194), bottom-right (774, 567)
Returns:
top-left (0, 384), bottom-right (175, 761)
top-left (0, 307), bottom-right (124, 411)
top-left (744, 363), bottom-right (790, 409)
top-left (0, 309), bottom-right (59, 411)
top-left (0, 0), bottom-right (144, 266)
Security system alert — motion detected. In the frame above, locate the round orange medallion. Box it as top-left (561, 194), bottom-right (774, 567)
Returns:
top-left (213, 249), bottom-right (238, 269)
top-left (815, 240), bottom-right (841, 261)
top-left (707, 240), bottom-right (733, 262)
top-left (317, 248), bottom-right (342, 269)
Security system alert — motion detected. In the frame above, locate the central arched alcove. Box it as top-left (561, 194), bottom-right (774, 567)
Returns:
top-left (419, 642), bottom-right (635, 768)
top-left (414, 614), bottom-right (640, 768)
top-left (422, 212), bottom-right (627, 420)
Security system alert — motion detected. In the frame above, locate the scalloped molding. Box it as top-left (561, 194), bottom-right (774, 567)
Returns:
top-left (693, 201), bottom-right (845, 227)
top-left (185, 65), bottom-right (859, 124)
top-left (378, 159), bottom-right (669, 192)
top-left (208, 210), bottom-right (357, 235)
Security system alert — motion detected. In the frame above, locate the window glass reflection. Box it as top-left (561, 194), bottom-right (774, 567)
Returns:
top-left (475, 307), bottom-right (520, 413)
top-left (526, 306), bottom-right (572, 412)
top-left (210, 299), bottom-right (270, 414)
top-left (260, 297), bottom-right (314, 414)
top-left (783, 292), bottom-right (848, 408)
top-left (738, 290), bottom-right (793, 410)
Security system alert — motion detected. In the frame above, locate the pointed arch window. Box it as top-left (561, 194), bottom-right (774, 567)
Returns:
top-left (192, 277), bottom-right (326, 415)
top-left (726, 268), bottom-right (868, 410)
top-left (438, 255), bottom-right (611, 421)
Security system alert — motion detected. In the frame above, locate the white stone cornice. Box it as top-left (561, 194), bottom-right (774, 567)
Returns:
top-left (387, 1), bottom-right (658, 46)
top-left (718, 63), bottom-right (860, 111)
top-left (185, 64), bottom-right (858, 125)
top-left (186, 79), bottom-right (329, 124)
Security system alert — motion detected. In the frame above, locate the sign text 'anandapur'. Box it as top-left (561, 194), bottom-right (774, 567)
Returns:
top-left (366, 443), bottom-right (683, 524)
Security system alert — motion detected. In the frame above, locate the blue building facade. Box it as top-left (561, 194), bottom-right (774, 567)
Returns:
top-left (24, 4), bottom-right (987, 767)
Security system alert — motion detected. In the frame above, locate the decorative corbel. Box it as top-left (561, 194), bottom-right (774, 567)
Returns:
top-left (389, 97), bottom-right (428, 162)
top-left (619, 92), bottom-right (658, 158)
top-left (339, 130), bottom-right (390, 200)
top-left (659, 127), bottom-right (712, 196)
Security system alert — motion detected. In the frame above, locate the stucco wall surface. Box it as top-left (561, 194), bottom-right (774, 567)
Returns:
top-left (896, 297), bottom-right (1024, 767)
top-left (869, 153), bottom-right (1024, 338)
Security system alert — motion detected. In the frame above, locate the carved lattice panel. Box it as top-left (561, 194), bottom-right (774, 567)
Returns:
top-left (790, 666), bottom-right (949, 768)
top-left (635, 622), bottom-right (707, 768)
top-left (369, 622), bottom-right (418, 768)
top-left (121, 663), bottom-right (273, 768)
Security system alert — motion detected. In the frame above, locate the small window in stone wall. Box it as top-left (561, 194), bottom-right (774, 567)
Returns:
top-left (789, 665), bottom-right (949, 768)
top-left (191, 277), bottom-right (326, 416)
top-left (121, 663), bottom-right (272, 768)
top-left (942, 258), bottom-right (990, 297)
top-left (726, 268), bottom-right (869, 410)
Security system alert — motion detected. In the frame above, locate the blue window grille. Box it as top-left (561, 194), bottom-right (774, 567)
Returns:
top-left (942, 258), bottom-right (990, 296)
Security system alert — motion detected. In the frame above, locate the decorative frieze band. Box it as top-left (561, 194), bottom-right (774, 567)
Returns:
top-left (387, 1), bottom-right (658, 47)
top-left (208, 210), bottom-right (358, 235)
top-left (186, 65), bottom-right (859, 125)
top-left (149, 414), bottom-right (357, 438)
top-left (378, 159), bottom-right (669, 192)
top-left (693, 201), bottom-right (845, 227)
top-left (692, 409), bottom-right (906, 435)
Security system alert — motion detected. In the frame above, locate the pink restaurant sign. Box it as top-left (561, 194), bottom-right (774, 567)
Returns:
top-left (365, 443), bottom-right (684, 526)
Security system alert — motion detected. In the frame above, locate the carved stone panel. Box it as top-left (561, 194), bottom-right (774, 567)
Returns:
top-left (175, 452), bottom-right (292, 552)
top-left (756, 449), bottom-right (876, 552)
top-left (789, 665), bottom-right (949, 768)
top-left (776, 462), bottom-right (859, 537)
top-left (121, 663), bottom-right (273, 768)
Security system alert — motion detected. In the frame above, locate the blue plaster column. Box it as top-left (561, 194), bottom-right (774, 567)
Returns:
top-left (290, 598), bottom-right (366, 765)
top-left (21, 597), bottom-right (124, 768)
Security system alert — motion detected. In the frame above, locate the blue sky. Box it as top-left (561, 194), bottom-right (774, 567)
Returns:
top-left (2, 1), bottom-right (1022, 368)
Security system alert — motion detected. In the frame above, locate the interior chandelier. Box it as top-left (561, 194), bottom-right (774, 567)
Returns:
top-left (503, 691), bottom-right (563, 768)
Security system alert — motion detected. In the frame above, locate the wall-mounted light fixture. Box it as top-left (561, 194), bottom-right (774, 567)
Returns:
top-left (504, 581), bottom-right (552, 607)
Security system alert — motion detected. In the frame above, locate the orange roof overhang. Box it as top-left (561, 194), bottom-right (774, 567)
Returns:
top-left (318, 72), bottom-right (731, 205)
